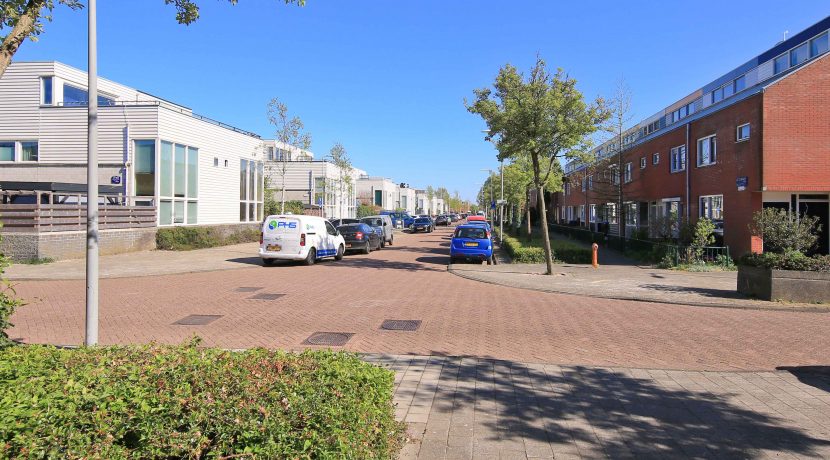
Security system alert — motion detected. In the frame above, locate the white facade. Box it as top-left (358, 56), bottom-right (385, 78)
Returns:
top-left (397, 186), bottom-right (417, 214)
top-left (356, 176), bottom-right (399, 210)
top-left (0, 61), bottom-right (265, 226)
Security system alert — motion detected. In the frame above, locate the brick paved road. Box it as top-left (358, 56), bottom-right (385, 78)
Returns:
top-left (8, 227), bottom-right (830, 371)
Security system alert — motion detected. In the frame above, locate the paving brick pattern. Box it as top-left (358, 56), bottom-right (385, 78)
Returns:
top-left (7, 227), bottom-right (830, 371)
top-left (369, 354), bottom-right (830, 459)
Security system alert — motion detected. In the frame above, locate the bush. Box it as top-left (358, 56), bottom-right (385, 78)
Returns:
top-left (0, 343), bottom-right (404, 459)
top-left (357, 204), bottom-right (381, 218)
top-left (500, 232), bottom-right (591, 264)
top-left (0, 232), bottom-right (23, 349)
top-left (740, 251), bottom-right (830, 272)
top-left (749, 208), bottom-right (821, 254)
top-left (156, 226), bottom-right (260, 251)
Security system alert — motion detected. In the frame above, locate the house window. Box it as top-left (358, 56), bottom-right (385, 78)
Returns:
top-left (712, 87), bottom-right (724, 104)
top-left (697, 135), bottom-right (717, 167)
top-left (588, 175), bottom-right (593, 190)
top-left (640, 157), bottom-right (646, 169)
top-left (62, 83), bottom-right (115, 106)
top-left (812, 33), bottom-right (829, 57)
top-left (670, 145), bottom-right (686, 172)
top-left (589, 204), bottom-right (597, 222)
top-left (0, 141), bottom-right (38, 162)
top-left (239, 159), bottom-right (263, 222)
top-left (610, 165), bottom-right (619, 185)
top-left (734, 75), bottom-right (746, 93)
top-left (625, 202), bottom-right (637, 226)
top-left (737, 123), bottom-right (750, 142)
top-left (652, 153), bottom-right (659, 165)
top-left (213, 157), bottom-right (219, 167)
top-left (624, 162), bottom-right (632, 183)
top-left (790, 42), bottom-right (809, 67)
top-left (0, 142), bottom-right (14, 161)
top-left (158, 141), bottom-right (199, 225)
top-left (581, 176), bottom-right (586, 192)
top-left (20, 141), bottom-right (38, 162)
top-left (41, 77), bottom-right (53, 105)
top-left (700, 195), bottom-right (723, 220)
top-left (134, 140), bottom-right (155, 197)
top-left (774, 53), bottom-right (789, 74)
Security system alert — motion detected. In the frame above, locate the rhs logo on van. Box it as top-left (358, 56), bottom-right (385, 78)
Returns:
top-left (269, 220), bottom-right (297, 230)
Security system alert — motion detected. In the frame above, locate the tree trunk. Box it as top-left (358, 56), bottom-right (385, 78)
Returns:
top-left (0, 3), bottom-right (42, 79)
top-left (537, 184), bottom-right (554, 275)
top-left (525, 203), bottom-right (532, 241)
top-left (280, 173), bottom-right (286, 214)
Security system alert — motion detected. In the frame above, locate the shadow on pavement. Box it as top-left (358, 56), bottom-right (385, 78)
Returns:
top-left (426, 358), bottom-right (830, 457)
top-left (638, 283), bottom-right (748, 299)
top-left (777, 366), bottom-right (830, 394)
top-left (226, 256), bottom-right (265, 266)
top-left (330, 256), bottom-right (443, 272)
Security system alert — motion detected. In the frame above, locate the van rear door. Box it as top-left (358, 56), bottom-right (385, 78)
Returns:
top-left (262, 217), bottom-right (302, 255)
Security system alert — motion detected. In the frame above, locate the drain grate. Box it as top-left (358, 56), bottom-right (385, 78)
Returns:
top-left (380, 319), bottom-right (422, 331)
top-left (303, 332), bottom-right (354, 346)
top-left (173, 314), bottom-right (223, 326)
top-left (249, 293), bottom-right (285, 300)
top-left (235, 286), bottom-right (263, 292)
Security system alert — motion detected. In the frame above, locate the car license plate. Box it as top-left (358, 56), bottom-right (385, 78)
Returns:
top-left (266, 244), bottom-right (282, 252)
top-left (346, 243), bottom-right (352, 248)
top-left (464, 242), bottom-right (478, 247)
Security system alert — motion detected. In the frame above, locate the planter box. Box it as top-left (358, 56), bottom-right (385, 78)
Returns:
top-left (737, 265), bottom-right (830, 303)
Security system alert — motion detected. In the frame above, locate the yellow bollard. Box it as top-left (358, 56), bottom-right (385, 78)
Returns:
top-left (592, 243), bottom-right (599, 268)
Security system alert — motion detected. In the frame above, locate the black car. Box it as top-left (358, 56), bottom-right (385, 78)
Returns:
top-left (337, 223), bottom-right (381, 254)
top-left (329, 218), bottom-right (359, 227)
top-left (411, 217), bottom-right (434, 233)
top-left (434, 215), bottom-right (450, 226)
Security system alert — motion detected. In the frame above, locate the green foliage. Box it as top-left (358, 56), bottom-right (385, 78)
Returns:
top-left (749, 208), bottom-right (821, 254)
top-left (357, 204), bottom-right (380, 218)
top-left (15, 256), bottom-right (54, 265)
top-left (741, 251), bottom-right (830, 272)
top-left (689, 218), bottom-right (716, 260)
top-left (156, 226), bottom-right (260, 251)
top-left (0, 232), bottom-right (23, 349)
top-left (0, 343), bottom-right (403, 458)
top-left (500, 231), bottom-right (591, 264)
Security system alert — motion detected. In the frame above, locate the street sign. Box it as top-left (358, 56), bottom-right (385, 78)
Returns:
top-left (110, 176), bottom-right (121, 185)
top-left (736, 176), bottom-right (748, 191)
top-left (490, 201), bottom-right (496, 209)
top-left (496, 199), bottom-right (507, 205)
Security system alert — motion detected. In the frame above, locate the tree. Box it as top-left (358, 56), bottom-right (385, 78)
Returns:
top-left (0, 1), bottom-right (306, 79)
top-left (266, 98), bottom-right (311, 214)
top-left (606, 80), bottom-right (636, 238)
top-left (327, 142), bottom-right (353, 218)
top-left (467, 56), bottom-right (608, 274)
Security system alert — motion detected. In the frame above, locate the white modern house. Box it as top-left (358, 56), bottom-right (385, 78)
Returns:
top-left (397, 184), bottom-right (417, 214)
top-left (0, 61), bottom-right (266, 227)
top-left (356, 176), bottom-right (399, 209)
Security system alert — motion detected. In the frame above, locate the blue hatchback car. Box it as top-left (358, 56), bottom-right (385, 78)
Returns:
top-left (450, 224), bottom-right (493, 264)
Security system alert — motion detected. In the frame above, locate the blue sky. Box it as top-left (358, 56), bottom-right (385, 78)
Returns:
top-left (12, 1), bottom-right (830, 201)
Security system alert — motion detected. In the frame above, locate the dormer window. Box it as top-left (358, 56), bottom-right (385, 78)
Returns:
top-left (62, 83), bottom-right (116, 106)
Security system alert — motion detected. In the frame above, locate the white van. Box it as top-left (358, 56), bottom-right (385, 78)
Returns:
top-left (259, 215), bottom-right (345, 266)
top-left (360, 214), bottom-right (394, 247)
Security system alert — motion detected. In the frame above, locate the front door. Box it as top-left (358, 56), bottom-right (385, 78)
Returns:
top-left (799, 201), bottom-right (829, 255)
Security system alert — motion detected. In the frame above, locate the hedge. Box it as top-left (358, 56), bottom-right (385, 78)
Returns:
top-left (0, 343), bottom-right (404, 459)
top-left (156, 226), bottom-right (260, 251)
top-left (740, 251), bottom-right (830, 272)
top-left (501, 232), bottom-right (592, 264)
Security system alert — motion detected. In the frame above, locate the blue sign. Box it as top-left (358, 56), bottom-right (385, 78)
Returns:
top-left (736, 176), bottom-right (748, 191)
top-left (277, 221), bottom-right (298, 229)
top-left (110, 175), bottom-right (121, 185)
top-left (490, 201), bottom-right (496, 209)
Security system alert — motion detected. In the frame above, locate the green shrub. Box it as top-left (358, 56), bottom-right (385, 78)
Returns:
top-left (156, 226), bottom-right (260, 251)
top-left (500, 232), bottom-right (590, 264)
top-left (0, 343), bottom-right (404, 459)
top-left (0, 231), bottom-right (23, 349)
top-left (740, 251), bottom-right (830, 272)
top-left (749, 208), bottom-right (821, 254)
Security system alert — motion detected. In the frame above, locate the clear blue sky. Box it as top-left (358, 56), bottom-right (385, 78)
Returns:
top-left (12, 1), bottom-right (830, 201)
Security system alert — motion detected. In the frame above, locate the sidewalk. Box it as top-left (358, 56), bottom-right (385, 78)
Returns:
top-left (453, 233), bottom-right (829, 312)
top-left (376, 354), bottom-right (830, 459)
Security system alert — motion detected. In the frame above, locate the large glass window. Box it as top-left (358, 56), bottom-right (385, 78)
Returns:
top-left (174, 201), bottom-right (185, 224)
top-left (239, 159), bottom-right (263, 222)
top-left (187, 148), bottom-right (198, 198)
top-left (159, 200), bottom-right (172, 225)
top-left (174, 144), bottom-right (186, 198)
top-left (187, 201), bottom-right (198, 224)
top-left (700, 195), bottom-right (724, 221)
top-left (62, 83), bottom-right (115, 106)
top-left (0, 142), bottom-right (14, 161)
top-left (41, 77), bottom-right (53, 105)
top-left (240, 159), bottom-right (248, 200)
top-left (697, 136), bottom-right (717, 167)
top-left (670, 145), bottom-right (686, 172)
top-left (774, 54), bottom-right (789, 74)
top-left (134, 140), bottom-right (156, 196)
top-left (790, 42), bottom-right (809, 67)
top-left (812, 33), bottom-right (829, 57)
top-left (20, 141), bottom-right (38, 161)
top-left (160, 141), bottom-right (173, 197)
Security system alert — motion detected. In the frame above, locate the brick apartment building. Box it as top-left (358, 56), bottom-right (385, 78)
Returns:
top-left (555, 16), bottom-right (830, 257)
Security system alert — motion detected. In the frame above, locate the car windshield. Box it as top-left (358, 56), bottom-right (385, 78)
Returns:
top-left (360, 218), bottom-right (382, 226)
top-left (455, 227), bottom-right (487, 239)
top-left (415, 218), bottom-right (430, 223)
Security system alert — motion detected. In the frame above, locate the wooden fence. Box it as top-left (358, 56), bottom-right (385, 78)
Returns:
top-left (0, 204), bottom-right (156, 233)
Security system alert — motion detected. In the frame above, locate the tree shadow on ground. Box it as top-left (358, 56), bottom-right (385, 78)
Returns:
top-left (776, 366), bottom-right (830, 394)
top-left (327, 256), bottom-right (444, 272)
top-left (226, 256), bottom-right (267, 266)
top-left (415, 256), bottom-right (450, 266)
top-left (409, 356), bottom-right (830, 458)
top-left (638, 283), bottom-right (747, 299)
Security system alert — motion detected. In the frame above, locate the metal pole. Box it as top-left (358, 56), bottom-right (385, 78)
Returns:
top-left (500, 160), bottom-right (504, 240)
top-left (85, 0), bottom-right (99, 346)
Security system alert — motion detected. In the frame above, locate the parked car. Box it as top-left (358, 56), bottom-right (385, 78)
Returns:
top-left (329, 218), bottom-right (359, 227)
top-left (466, 220), bottom-right (492, 232)
top-left (379, 210), bottom-right (414, 228)
top-left (449, 214), bottom-right (459, 223)
top-left (411, 217), bottom-right (434, 233)
top-left (466, 215), bottom-right (487, 223)
top-left (260, 215), bottom-right (345, 266)
top-left (360, 214), bottom-right (394, 246)
top-left (434, 215), bottom-right (450, 226)
top-left (337, 223), bottom-right (381, 254)
top-left (450, 224), bottom-right (494, 264)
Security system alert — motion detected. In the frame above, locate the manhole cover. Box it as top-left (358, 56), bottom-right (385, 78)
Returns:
top-left (249, 293), bottom-right (285, 300)
top-left (303, 332), bottom-right (354, 346)
top-left (380, 320), bottom-right (422, 331)
top-left (236, 287), bottom-right (263, 292)
top-left (173, 314), bottom-right (223, 326)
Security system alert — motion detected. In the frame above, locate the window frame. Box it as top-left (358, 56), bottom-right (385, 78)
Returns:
top-left (623, 162), bottom-right (632, 183)
top-left (696, 135), bottom-right (717, 167)
top-left (670, 145), bottom-right (686, 173)
top-left (0, 140), bottom-right (39, 163)
top-left (736, 123), bottom-right (750, 142)
top-left (652, 153), bottom-right (659, 165)
top-left (699, 194), bottom-right (724, 221)
top-left (640, 157), bottom-right (646, 169)
top-left (41, 76), bottom-right (54, 106)
top-left (153, 140), bottom-right (200, 226)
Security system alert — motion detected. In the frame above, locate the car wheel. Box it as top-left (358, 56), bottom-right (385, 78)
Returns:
top-left (363, 241), bottom-right (371, 254)
top-left (335, 245), bottom-right (344, 261)
top-left (486, 256), bottom-right (492, 266)
top-left (380, 238), bottom-right (386, 248)
top-left (389, 236), bottom-right (393, 246)
top-left (303, 247), bottom-right (316, 266)
top-left (262, 258), bottom-right (274, 266)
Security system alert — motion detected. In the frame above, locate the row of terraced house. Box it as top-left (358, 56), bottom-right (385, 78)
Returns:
top-left (0, 61), bottom-right (445, 260)
top-left (553, 16), bottom-right (830, 257)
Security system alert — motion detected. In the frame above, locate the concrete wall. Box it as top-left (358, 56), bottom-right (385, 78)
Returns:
top-left (1, 228), bottom-right (157, 262)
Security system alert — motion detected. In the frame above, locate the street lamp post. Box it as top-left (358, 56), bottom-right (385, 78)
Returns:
top-left (85, 0), bottom-right (99, 346)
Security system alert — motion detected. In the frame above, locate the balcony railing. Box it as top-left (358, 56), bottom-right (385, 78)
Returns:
top-left (0, 204), bottom-right (156, 233)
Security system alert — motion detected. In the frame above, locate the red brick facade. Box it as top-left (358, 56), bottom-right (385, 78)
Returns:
top-left (556, 53), bottom-right (830, 257)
